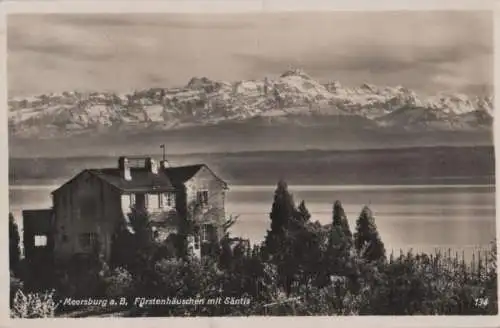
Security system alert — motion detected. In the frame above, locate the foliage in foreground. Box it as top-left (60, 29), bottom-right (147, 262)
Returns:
top-left (11, 289), bottom-right (58, 318)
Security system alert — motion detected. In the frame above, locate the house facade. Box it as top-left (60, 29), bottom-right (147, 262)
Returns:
top-left (38, 156), bottom-right (228, 262)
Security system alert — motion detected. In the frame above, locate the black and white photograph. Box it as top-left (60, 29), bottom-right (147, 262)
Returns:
top-left (5, 2), bottom-right (498, 319)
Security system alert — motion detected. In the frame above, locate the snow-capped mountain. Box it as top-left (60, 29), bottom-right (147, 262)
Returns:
top-left (8, 69), bottom-right (493, 138)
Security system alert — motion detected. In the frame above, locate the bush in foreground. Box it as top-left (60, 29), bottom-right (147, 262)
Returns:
top-left (11, 289), bottom-right (58, 318)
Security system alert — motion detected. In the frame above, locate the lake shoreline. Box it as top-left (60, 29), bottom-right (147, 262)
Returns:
top-left (8, 182), bottom-right (497, 189)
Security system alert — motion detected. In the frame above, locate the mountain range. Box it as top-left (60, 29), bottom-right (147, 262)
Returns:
top-left (8, 69), bottom-right (494, 157)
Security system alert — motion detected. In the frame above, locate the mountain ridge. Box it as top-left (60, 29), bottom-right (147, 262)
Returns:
top-left (8, 69), bottom-right (494, 139)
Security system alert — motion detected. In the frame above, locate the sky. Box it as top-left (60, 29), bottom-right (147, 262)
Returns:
top-left (7, 11), bottom-right (493, 97)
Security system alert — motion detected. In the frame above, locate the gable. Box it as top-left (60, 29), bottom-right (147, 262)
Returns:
top-left (163, 165), bottom-right (203, 186)
top-left (189, 165), bottom-right (228, 189)
top-left (164, 164), bottom-right (227, 189)
top-left (52, 170), bottom-right (97, 196)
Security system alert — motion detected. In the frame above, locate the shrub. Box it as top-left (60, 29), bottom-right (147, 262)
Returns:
top-left (104, 267), bottom-right (134, 298)
top-left (10, 271), bottom-right (23, 307)
top-left (52, 255), bottom-right (108, 299)
top-left (9, 213), bottom-right (21, 274)
top-left (11, 289), bottom-right (57, 318)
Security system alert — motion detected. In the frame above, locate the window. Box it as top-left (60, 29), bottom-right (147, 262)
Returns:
top-left (79, 232), bottom-right (98, 249)
top-left (34, 235), bottom-right (47, 247)
top-left (146, 193), bottom-right (157, 209)
top-left (196, 190), bottom-right (209, 206)
top-left (121, 194), bottom-right (131, 210)
top-left (160, 193), bottom-right (175, 208)
top-left (130, 194), bottom-right (136, 207)
top-left (200, 224), bottom-right (215, 243)
top-left (135, 194), bottom-right (145, 209)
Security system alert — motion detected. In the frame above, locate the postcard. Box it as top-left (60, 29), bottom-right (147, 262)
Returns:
top-left (2, 0), bottom-right (499, 327)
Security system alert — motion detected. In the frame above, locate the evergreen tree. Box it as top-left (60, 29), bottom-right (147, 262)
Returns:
top-left (354, 206), bottom-right (386, 262)
top-left (325, 225), bottom-right (352, 279)
top-left (332, 200), bottom-right (353, 242)
top-left (294, 220), bottom-right (329, 287)
top-left (296, 200), bottom-right (311, 223)
top-left (321, 201), bottom-right (355, 280)
top-left (264, 182), bottom-right (319, 294)
top-left (9, 213), bottom-right (20, 274)
top-left (264, 180), bottom-right (297, 257)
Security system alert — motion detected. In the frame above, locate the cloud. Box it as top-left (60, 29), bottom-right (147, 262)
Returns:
top-left (7, 11), bottom-right (493, 97)
top-left (233, 42), bottom-right (492, 95)
top-left (11, 42), bottom-right (116, 61)
top-left (26, 13), bottom-right (256, 29)
top-left (232, 12), bottom-right (492, 95)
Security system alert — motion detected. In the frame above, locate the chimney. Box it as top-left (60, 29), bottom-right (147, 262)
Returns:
top-left (118, 156), bottom-right (132, 181)
top-left (145, 157), bottom-right (159, 174)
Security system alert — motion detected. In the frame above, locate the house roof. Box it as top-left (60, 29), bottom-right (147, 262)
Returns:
top-left (163, 164), bottom-right (204, 185)
top-left (88, 168), bottom-right (176, 193)
top-left (165, 164), bottom-right (228, 189)
top-left (52, 163), bottom-right (227, 194)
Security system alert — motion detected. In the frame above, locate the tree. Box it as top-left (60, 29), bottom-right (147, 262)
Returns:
top-left (110, 208), bottom-right (159, 273)
top-left (320, 202), bottom-right (357, 282)
top-left (296, 200), bottom-right (311, 223)
top-left (263, 180), bottom-right (297, 257)
top-left (332, 201), bottom-right (353, 243)
top-left (354, 206), bottom-right (386, 262)
top-left (9, 213), bottom-right (21, 274)
top-left (263, 182), bottom-right (322, 295)
top-left (292, 220), bottom-right (329, 288)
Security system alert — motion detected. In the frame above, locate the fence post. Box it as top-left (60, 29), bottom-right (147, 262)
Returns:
top-left (446, 248), bottom-right (452, 270)
top-left (472, 251), bottom-right (476, 273)
top-left (479, 250), bottom-right (484, 279)
top-left (484, 250), bottom-right (488, 273)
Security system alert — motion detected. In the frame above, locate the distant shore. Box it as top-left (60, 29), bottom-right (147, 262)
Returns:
top-left (9, 145), bottom-right (495, 186)
top-left (8, 183), bottom-right (497, 190)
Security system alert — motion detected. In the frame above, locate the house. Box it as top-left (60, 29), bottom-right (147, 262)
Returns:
top-left (24, 156), bottom-right (229, 264)
top-left (22, 209), bottom-right (55, 265)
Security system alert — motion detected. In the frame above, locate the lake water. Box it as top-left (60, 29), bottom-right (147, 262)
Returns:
top-left (9, 184), bottom-right (496, 260)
